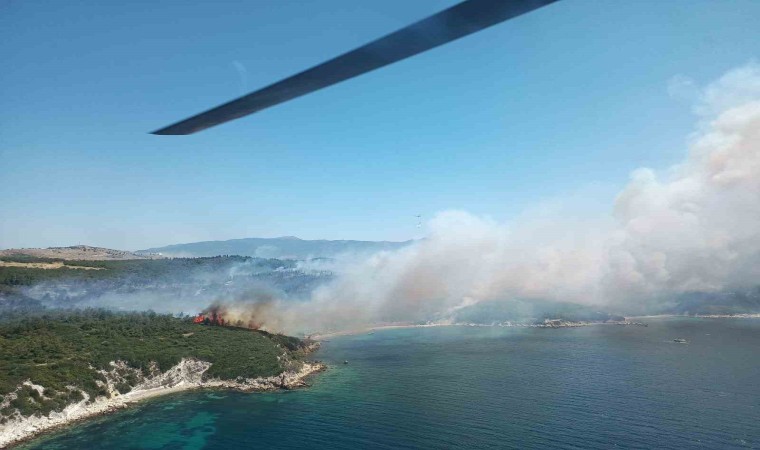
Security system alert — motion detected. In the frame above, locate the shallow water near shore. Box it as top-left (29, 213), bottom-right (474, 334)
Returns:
top-left (18, 318), bottom-right (760, 449)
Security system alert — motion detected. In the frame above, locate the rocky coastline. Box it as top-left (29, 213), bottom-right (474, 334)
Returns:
top-left (0, 359), bottom-right (326, 448)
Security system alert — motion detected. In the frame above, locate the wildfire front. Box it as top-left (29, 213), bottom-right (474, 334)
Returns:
top-left (192, 310), bottom-right (225, 326)
top-left (191, 302), bottom-right (270, 330)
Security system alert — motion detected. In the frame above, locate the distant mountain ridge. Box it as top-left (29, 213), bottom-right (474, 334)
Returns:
top-left (138, 236), bottom-right (414, 259)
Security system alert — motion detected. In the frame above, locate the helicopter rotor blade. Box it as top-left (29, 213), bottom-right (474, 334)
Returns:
top-left (151, 0), bottom-right (559, 135)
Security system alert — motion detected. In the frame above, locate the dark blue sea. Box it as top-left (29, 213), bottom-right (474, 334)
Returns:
top-left (19, 318), bottom-right (760, 449)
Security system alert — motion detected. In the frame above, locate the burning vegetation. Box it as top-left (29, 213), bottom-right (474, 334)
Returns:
top-left (192, 302), bottom-right (271, 330)
top-left (189, 302), bottom-right (315, 353)
top-left (192, 310), bottom-right (225, 326)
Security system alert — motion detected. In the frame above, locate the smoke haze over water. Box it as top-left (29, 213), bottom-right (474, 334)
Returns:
top-left (247, 63), bottom-right (760, 334)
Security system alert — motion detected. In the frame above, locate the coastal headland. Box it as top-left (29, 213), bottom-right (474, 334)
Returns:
top-left (0, 312), bottom-right (325, 448)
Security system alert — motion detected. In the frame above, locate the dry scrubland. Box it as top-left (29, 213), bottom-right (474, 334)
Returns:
top-left (0, 246), bottom-right (161, 261)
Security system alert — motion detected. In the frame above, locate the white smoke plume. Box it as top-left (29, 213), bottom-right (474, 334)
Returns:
top-left (247, 63), bottom-right (760, 334)
top-left (25, 64), bottom-right (753, 334)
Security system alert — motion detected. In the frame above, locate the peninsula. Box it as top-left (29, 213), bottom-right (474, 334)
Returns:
top-left (0, 311), bottom-right (325, 448)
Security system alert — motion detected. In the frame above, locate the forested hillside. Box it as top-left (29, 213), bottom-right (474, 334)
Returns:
top-left (0, 311), bottom-right (310, 421)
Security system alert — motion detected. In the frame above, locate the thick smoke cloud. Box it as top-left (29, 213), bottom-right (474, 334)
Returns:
top-left (252, 63), bottom-right (760, 333)
top-left (19, 64), bottom-right (758, 335)
top-left (605, 63), bottom-right (760, 305)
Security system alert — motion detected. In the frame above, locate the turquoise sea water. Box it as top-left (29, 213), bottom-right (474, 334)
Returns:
top-left (18, 318), bottom-right (760, 449)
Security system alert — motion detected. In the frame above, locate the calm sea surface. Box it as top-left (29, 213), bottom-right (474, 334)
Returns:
top-left (19, 318), bottom-right (760, 449)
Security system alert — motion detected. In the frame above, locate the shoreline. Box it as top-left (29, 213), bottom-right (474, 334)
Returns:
top-left (7, 314), bottom-right (757, 446)
top-left (311, 323), bottom-right (440, 340)
top-left (0, 360), bottom-right (326, 449)
top-left (311, 314), bottom-right (760, 340)
top-left (310, 321), bottom-right (631, 340)
top-left (626, 313), bottom-right (760, 319)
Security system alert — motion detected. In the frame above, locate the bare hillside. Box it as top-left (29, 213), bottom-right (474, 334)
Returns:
top-left (0, 245), bottom-right (162, 261)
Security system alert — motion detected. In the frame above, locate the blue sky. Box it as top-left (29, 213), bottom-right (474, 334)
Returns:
top-left (1, 0), bottom-right (758, 250)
